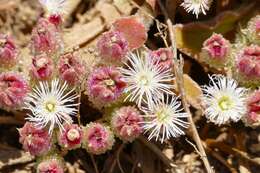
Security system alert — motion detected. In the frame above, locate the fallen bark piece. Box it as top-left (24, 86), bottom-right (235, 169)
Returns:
top-left (64, 17), bottom-right (105, 49)
top-left (0, 144), bottom-right (34, 170)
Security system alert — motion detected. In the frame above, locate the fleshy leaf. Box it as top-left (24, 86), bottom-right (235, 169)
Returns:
top-left (112, 16), bottom-right (148, 50)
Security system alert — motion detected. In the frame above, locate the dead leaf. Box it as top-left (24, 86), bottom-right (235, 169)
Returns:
top-left (63, 0), bottom-right (81, 24)
top-left (96, 2), bottom-right (122, 25)
top-left (239, 165), bottom-right (251, 173)
top-left (146, 0), bottom-right (156, 11)
top-left (113, 0), bottom-right (134, 15)
top-left (174, 74), bottom-right (203, 109)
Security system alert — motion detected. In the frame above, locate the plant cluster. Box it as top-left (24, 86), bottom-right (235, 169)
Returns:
top-left (0, 0), bottom-right (259, 172)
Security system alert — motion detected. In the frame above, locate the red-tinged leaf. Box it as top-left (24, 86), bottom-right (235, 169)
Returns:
top-left (112, 16), bottom-right (148, 50)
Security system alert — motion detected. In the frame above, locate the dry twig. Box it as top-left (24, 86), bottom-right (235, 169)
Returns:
top-left (205, 139), bottom-right (260, 166)
top-left (205, 146), bottom-right (237, 173)
top-left (116, 144), bottom-right (125, 173)
top-left (108, 143), bottom-right (125, 173)
top-left (90, 154), bottom-right (99, 173)
top-left (167, 19), bottom-right (213, 173)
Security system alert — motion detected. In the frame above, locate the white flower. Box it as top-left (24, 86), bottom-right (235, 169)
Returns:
top-left (181, 0), bottom-right (212, 18)
top-left (201, 75), bottom-right (247, 125)
top-left (141, 94), bottom-right (189, 143)
top-left (24, 79), bottom-right (78, 134)
top-left (39, 0), bottom-right (67, 15)
top-left (120, 51), bottom-right (174, 107)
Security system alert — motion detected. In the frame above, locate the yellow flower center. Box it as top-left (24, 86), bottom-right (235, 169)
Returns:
top-left (45, 101), bottom-right (56, 112)
top-left (156, 108), bottom-right (169, 123)
top-left (139, 75), bottom-right (149, 86)
top-left (192, 0), bottom-right (201, 4)
top-left (218, 96), bottom-right (232, 111)
top-left (104, 79), bottom-right (115, 86)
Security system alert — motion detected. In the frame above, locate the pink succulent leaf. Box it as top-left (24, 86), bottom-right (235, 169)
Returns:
top-left (83, 123), bottom-right (114, 155)
top-left (0, 72), bottom-right (29, 110)
top-left (97, 30), bottom-right (128, 63)
top-left (246, 90), bottom-right (260, 125)
top-left (19, 122), bottom-right (51, 156)
top-left (148, 48), bottom-right (174, 70)
top-left (58, 53), bottom-right (86, 85)
top-left (0, 34), bottom-right (18, 68)
top-left (111, 106), bottom-right (143, 142)
top-left (87, 66), bottom-right (126, 104)
top-left (57, 123), bottom-right (83, 150)
top-left (31, 18), bottom-right (62, 55)
top-left (30, 54), bottom-right (54, 80)
top-left (236, 45), bottom-right (260, 78)
top-left (37, 158), bottom-right (64, 173)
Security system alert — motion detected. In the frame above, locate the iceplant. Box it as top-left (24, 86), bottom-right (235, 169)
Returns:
top-left (111, 106), bottom-right (143, 142)
top-left (24, 79), bottom-right (78, 134)
top-left (201, 33), bottom-right (231, 69)
top-left (120, 51), bottom-right (174, 107)
top-left (201, 75), bottom-right (247, 125)
top-left (83, 123), bottom-right (115, 155)
top-left (18, 122), bottom-right (52, 156)
top-left (141, 94), bottom-right (189, 143)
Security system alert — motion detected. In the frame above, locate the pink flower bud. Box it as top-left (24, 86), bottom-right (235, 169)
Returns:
top-left (57, 124), bottom-right (83, 150)
top-left (111, 106), bottom-right (143, 142)
top-left (97, 31), bottom-right (128, 64)
top-left (201, 33), bottom-right (230, 68)
top-left (18, 122), bottom-right (51, 156)
top-left (83, 123), bottom-right (114, 155)
top-left (148, 48), bottom-right (174, 70)
top-left (37, 157), bottom-right (64, 173)
top-left (30, 54), bottom-right (54, 80)
top-left (236, 45), bottom-right (260, 81)
top-left (0, 72), bottom-right (29, 110)
top-left (87, 66), bottom-right (126, 106)
top-left (31, 18), bottom-right (62, 55)
top-left (112, 16), bottom-right (147, 50)
top-left (0, 34), bottom-right (18, 68)
top-left (244, 90), bottom-right (260, 127)
top-left (58, 53), bottom-right (86, 85)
